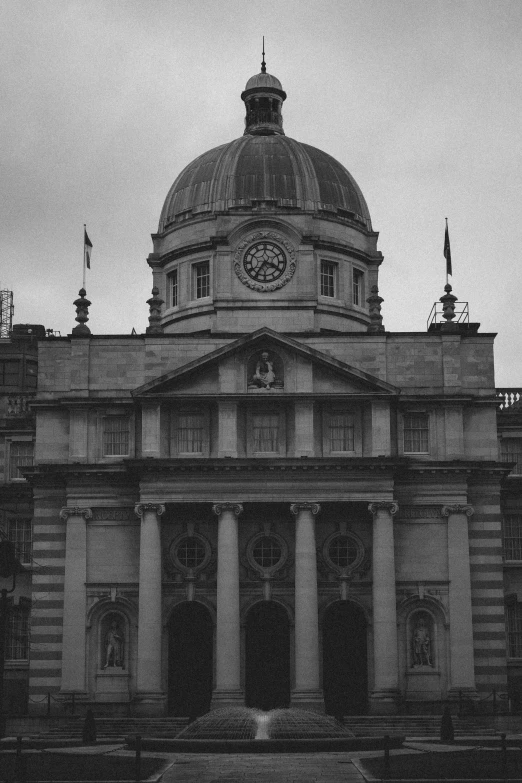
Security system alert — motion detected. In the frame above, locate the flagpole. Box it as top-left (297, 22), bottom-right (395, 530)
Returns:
top-left (442, 218), bottom-right (449, 288)
top-left (83, 224), bottom-right (87, 290)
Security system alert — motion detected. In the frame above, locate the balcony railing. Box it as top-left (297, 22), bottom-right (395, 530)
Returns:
top-left (6, 395), bottom-right (35, 417)
top-left (498, 388), bottom-right (522, 410)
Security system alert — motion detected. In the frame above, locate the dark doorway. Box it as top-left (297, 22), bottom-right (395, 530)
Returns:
top-left (323, 601), bottom-right (368, 715)
top-left (168, 602), bottom-right (213, 717)
top-left (245, 601), bottom-right (290, 710)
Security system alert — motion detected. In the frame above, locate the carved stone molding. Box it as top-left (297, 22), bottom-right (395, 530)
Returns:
top-left (368, 501), bottom-right (399, 517)
top-left (290, 503), bottom-right (321, 516)
top-left (399, 506), bottom-right (440, 520)
top-left (59, 507), bottom-right (92, 521)
top-left (441, 504), bottom-right (474, 518)
top-left (134, 503), bottom-right (166, 518)
top-left (91, 507), bottom-right (135, 522)
top-left (212, 503), bottom-right (243, 518)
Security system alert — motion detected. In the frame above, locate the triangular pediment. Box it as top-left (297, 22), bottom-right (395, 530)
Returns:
top-left (132, 328), bottom-right (399, 397)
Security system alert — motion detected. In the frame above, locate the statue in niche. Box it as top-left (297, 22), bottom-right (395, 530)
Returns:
top-left (412, 615), bottom-right (432, 667)
top-left (248, 350), bottom-right (283, 390)
top-left (103, 618), bottom-right (125, 669)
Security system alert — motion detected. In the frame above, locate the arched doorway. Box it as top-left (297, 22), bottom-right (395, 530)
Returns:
top-left (245, 601), bottom-right (290, 710)
top-left (168, 602), bottom-right (213, 717)
top-left (322, 601), bottom-right (368, 715)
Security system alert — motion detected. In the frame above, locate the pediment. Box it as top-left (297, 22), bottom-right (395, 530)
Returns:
top-left (132, 328), bottom-right (399, 397)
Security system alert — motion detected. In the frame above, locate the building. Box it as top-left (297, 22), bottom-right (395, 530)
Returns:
top-left (6, 64), bottom-right (516, 717)
top-left (0, 321), bottom-right (43, 713)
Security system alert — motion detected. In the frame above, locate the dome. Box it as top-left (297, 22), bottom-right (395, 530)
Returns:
top-left (244, 71), bottom-right (284, 93)
top-left (158, 134), bottom-right (372, 232)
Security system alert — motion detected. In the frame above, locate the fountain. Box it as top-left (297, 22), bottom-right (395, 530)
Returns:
top-left (126, 707), bottom-right (405, 753)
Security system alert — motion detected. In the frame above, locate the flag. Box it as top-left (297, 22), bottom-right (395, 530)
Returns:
top-left (444, 221), bottom-right (452, 277)
top-left (84, 229), bottom-right (92, 270)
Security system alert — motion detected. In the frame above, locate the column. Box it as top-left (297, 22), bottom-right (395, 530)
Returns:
top-left (60, 506), bottom-right (91, 695)
top-left (211, 502), bottom-right (244, 706)
top-left (218, 402), bottom-right (238, 457)
top-left (141, 403), bottom-right (161, 458)
top-left (294, 402), bottom-right (315, 457)
top-left (369, 501), bottom-right (399, 713)
top-left (442, 504), bottom-right (476, 695)
top-left (290, 502), bottom-right (323, 711)
top-left (135, 503), bottom-right (165, 714)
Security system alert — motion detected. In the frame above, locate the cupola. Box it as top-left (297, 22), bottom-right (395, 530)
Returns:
top-left (241, 47), bottom-right (286, 136)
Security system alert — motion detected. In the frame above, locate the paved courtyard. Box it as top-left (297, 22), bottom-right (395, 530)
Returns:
top-left (158, 752), bottom-right (367, 782)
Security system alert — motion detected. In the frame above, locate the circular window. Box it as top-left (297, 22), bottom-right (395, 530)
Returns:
top-left (243, 242), bottom-right (287, 283)
top-left (252, 537), bottom-right (282, 568)
top-left (328, 536), bottom-right (359, 568)
top-left (175, 537), bottom-right (207, 569)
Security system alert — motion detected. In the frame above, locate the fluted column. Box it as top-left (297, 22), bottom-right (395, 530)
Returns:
top-left (369, 501), bottom-right (399, 713)
top-left (442, 504), bottom-right (476, 695)
top-left (135, 503), bottom-right (165, 713)
top-left (60, 506), bottom-right (91, 695)
top-left (290, 502), bottom-right (324, 711)
top-left (212, 502), bottom-right (244, 707)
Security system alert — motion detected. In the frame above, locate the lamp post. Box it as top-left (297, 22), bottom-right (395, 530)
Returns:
top-left (0, 539), bottom-right (20, 739)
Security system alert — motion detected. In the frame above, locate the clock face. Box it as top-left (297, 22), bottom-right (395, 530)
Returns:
top-left (243, 242), bottom-right (287, 283)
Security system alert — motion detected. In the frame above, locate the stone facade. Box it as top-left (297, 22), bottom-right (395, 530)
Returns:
top-left (1, 66), bottom-right (516, 717)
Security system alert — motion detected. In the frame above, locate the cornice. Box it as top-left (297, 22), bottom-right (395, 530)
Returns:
top-left (301, 235), bottom-right (383, 265)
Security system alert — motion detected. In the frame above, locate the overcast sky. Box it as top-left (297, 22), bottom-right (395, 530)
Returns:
top-left (1, 0), bottom-right (521, 385)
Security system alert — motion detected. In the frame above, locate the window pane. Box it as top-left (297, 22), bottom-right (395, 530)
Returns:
top-left (9, 442), bottom-right (34, 479)
top-left (6, 605), bottom-right (29, 660)
top-left (103, 418), bottom-right (129, 456)
top-left (252, 537), bottom-right (282, 568)
top-left (404, 413), bottom-right (429, 453)
top-left (0, 361), bottom-right (20, 385)
top-left (195, 262), bottom-right (210, 299)
top-left (330, 412), bottom-right (354, 452)
top-left (320, 261), bottom-right (336, 298)
top-left (504, 515), bottom-right (522, 561)
top-left (253, 413), bottom-right (279, 452)
top-left (506, 603), bottom-right (522, 658)
top-left (328, 536), bottom-right (359, 568)
top-left (169, 269), bottom-right (178, 308)
top-left (177, 537), bottom-right (206, 568)
top-left (353, 269), bottom-right (363, 306)
top-left (501, 439), bottom-right (522, 475)
top-left (5, 519), bottom-right (32, 563)
top-left (177, 412), bottom-right (204, 453)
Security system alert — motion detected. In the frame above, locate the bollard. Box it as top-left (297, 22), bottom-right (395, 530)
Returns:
top-left (501, 732), bottom-right (507, 782)
top-left (135, 734), bottom-right (142, 782)
top-left (14, 735), bottom-right (26, 783)
top-left (383, 734), bottom-right (390, 780)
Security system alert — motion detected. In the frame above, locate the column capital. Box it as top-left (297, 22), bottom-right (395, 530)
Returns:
top-left (134, 503), bottom-right (165, 518)
top-left (441, 504), bottom-right (474, 518)
top-left (290, 503), bottom-right (321, 517)
top-left (59, 506), bottom-right (92, 522)
top-left (212, 503), bottom-right (243, 517)
top-left (368, 501), bottom-right (399, 517)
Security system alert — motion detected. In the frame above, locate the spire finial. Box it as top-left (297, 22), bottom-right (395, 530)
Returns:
top-left (261, 36), bottom-right (266, 73)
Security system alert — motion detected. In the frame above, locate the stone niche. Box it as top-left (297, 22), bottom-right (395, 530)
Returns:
top-left (95, 610), bottom-right (130, 703)
top-left (405, 609), bottom-right (442, 701)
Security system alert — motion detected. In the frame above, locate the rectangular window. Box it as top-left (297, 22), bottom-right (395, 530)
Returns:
top-left (403, 413), bottom-right (429, 453)
top-left (253, 412), bottom-right (280, 453)
top-left (168, 269), bottom-right (178, 308)
top-left (353, 269), bottom-right (363, 306)
top-left (176, 411), bottom-right (204, 454)
top-left (3, 518), bottom-right (32, 563)
top-left (503, 515), bottom-right (522, 561)
top-left (8, 442), bottom-right (34, 480)
top-left (103, 417), bottom-right (130, 456)
top-left (501, 438), bottom-right (522, 475)
top-left (506, 603), bottom-right (522, 658)
top-left (6, 604), bottom-right (29, 661)
top-left (329, 412), bottom-right (355, 452)
top-left (320, 260), bottom-right (336, 298)
top-left (194, 261), bottom-right (210, 299)
top-left (0, 361), bottom-right (20, 386)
